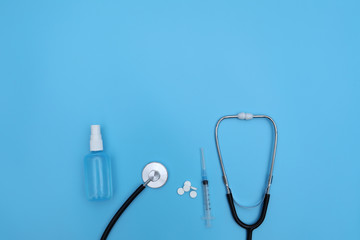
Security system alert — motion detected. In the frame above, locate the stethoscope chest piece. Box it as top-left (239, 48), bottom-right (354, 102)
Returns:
top-left (102, 161), bottom-right (168, 240)
top-left (142, 162), bottom-right (168, 188)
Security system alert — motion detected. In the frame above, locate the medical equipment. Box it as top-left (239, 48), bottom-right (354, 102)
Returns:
top-left (101, 162), bottom-right (168, 240)
top-left (200, 148), bottom-right (213, 227)
top-left (215, 112), bottom-right (278, 240)
top-left (84, 125), bottom-right (112, 200)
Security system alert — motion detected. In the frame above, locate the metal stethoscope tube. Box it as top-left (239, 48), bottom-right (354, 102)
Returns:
top-left (215, 113), bottom-right (278, 240)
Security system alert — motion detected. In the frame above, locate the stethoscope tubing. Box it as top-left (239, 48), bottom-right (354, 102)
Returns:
top-left (227, 190), bottom-right (270, 240)
top-left (101, 183), bottom-right (147, 240)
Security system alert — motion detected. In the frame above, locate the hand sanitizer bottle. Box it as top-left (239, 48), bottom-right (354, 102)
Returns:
top-left (84, 125), bottom-right (113, 200)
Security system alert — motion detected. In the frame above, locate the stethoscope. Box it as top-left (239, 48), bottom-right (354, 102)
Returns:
top-left (101, 162), bottom-right (168, 240)
top-left (215, 112), bottom-right (278, 240)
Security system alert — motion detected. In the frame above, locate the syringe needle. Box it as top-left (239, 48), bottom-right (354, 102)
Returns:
top-left (201, 148), bottom-right (206, 171)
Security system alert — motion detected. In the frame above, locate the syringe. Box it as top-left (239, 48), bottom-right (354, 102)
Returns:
top-left (200, 148), bottom-right (213, 227)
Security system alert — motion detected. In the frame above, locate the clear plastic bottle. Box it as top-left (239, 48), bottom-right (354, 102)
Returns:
top-left (84, 125), bottom-right (113, 200)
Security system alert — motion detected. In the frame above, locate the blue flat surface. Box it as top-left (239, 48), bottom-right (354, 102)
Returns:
top-left (1, 1), bottom-right (359, 239)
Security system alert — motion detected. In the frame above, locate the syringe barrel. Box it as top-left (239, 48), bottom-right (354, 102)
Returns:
top-left (202, 182), bottom-right (211, 227)
top-left (202, 181), bottom-right (210, 211)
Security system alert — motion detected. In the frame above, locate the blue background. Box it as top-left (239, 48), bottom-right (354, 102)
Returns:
top-left (0, 1), bottom-right (359, 239)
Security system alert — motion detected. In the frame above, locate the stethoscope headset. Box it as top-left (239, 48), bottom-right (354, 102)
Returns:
top-left (215, 112), bottom-right (278, 240)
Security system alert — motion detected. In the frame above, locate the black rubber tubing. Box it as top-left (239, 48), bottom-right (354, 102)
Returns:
top-left (226, 188), bottom-right (270, 240)
top-left (101, 184), bottom-right (146, 240)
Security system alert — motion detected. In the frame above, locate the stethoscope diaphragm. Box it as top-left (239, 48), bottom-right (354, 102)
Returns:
top-left (142, 162), bottom-right (168, 188)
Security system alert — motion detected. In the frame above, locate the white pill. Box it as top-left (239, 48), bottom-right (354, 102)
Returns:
top-left (183, 185), bottom-right (190, 192)
top-left (190, 191), bottom-right (197, 198)
top-left (184, 181), bottom-right (191, 187)
top-left (177, 188), bottom-right (184, 195)
top-left (190, 186), bottom-right (197, 190)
